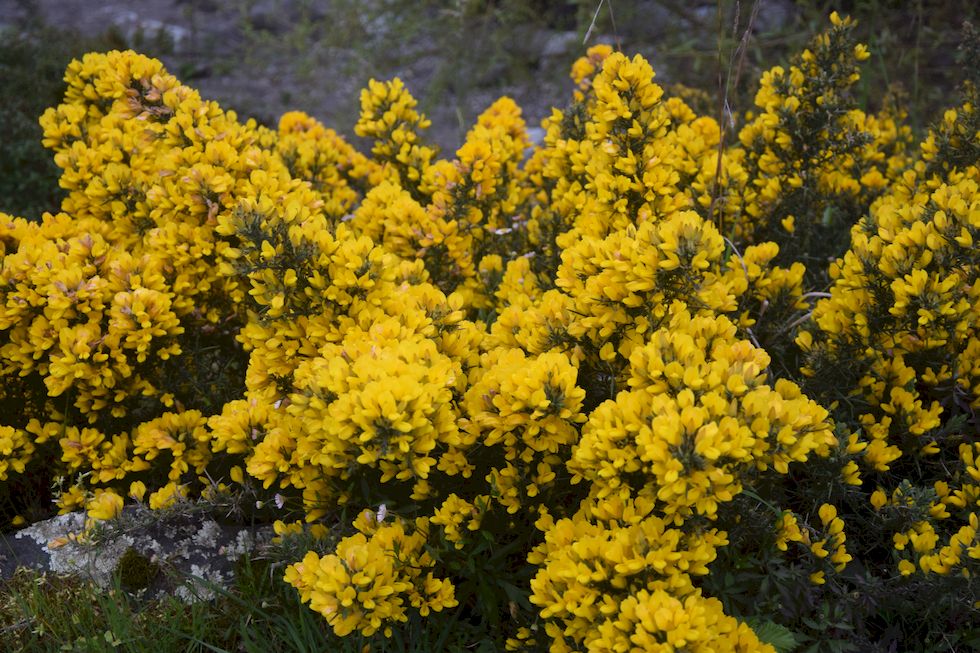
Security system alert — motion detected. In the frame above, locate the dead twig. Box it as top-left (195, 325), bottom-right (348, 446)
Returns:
top-left (584, 0), bottom-right (622, 50)
top-left (710, 0), bottom-right (760, 235)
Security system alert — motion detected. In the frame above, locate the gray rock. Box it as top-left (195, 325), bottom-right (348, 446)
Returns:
top-left (526, 126), bottom-right (546, 146)
top-left (106, 10), bottom-right (191, 52)
top-left (0, 506), bottom-right (273, 601)
top-left (754, 0), bottom-right (797, 34)
top-left (247, 0), bottom-right (289, 33)
top-left (541, 30), bottom-right (580, 58)
top-left (247, 0), bottom-right (326, 34)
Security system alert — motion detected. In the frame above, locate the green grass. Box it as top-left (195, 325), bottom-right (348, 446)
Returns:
top-left (0, 556), bottom-right (338, 653)
top-left (1, 569), bottom-right (235, 652)
top-left (0, 550), bottom-right (501, 652)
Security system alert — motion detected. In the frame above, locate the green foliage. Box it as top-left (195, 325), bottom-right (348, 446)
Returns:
top-left (747, 620), bottom-right (801, 653)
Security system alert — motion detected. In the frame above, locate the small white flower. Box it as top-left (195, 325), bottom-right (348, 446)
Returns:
top-left (274, 494), bottom-right (285, 509)
top-left (273, 399), bottom-right (283, 409)
top-left (376, 503), bottom-right (387, 523)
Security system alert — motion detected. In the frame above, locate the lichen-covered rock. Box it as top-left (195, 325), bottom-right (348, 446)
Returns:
top-left (0, 506), bottom-right (273, 601)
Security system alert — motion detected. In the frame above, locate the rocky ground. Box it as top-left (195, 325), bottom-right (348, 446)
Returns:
top-left (1, 0), bottom-right (973, 154)
top-left (0, 0), bottom-right (812, 151)
top-left (0, 0), bottom-right (613, 150)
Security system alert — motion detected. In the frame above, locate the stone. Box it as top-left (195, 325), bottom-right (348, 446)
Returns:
top-left (0, 505), bottom-right (273, 601)
top-left (753, 0), bottom-right (797, 34)
top-left (541, 30), bottom-right (580, 58)
top-left (526, 126), bottom-right (547, 146)
top-left (98, 8), bottom-right (191, 53)
top-left (247, 0), bottom-right (289, 33)
top-left (246, 0), bottom-right (325, 34)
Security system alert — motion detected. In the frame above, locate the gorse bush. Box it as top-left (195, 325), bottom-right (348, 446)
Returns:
top-left (1, 13), bottom-right (978, 652)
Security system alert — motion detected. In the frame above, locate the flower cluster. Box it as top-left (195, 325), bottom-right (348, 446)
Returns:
top-left (706, 12), bottom-right (912, 287)
top-left (276, 110), bottom-right (381, 222)
top-left (528, 496), bottom-right (771, 652)
top-left (570, 309), bottom-right (834, 522)
top-left (797, 88), bottom-right (980, 586)
top-left (1, 51), bottom-right (254, 520)
top-left (0, 425), bottom-right (33, 481)
top-left (245, 311), bottom-right (466, 511)
top-left (354, 78), bottom-right (436, 197)
top-left (463, 349), bottom-right (586, 514)
top-left (285, 514), bottom-right (457, 637)
top-left (522, 46), bottom-right (720, 283)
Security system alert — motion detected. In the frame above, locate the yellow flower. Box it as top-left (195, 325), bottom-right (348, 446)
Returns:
top-left (148, 482), bottom-right (188, 510)
top-left (86, 490), bottom-right (124, 521)
top-left (284, 520), bottom-right (455, 638)
top-left (128, 481), bottom-right (147, 502)
top-left (870, 489), bottom-right (887, 510)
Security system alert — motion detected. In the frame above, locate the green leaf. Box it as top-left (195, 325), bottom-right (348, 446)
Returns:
top-left (498, 580), bottom-right (532, 613)
top-left (749, 619), bottom-right (801, 653)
